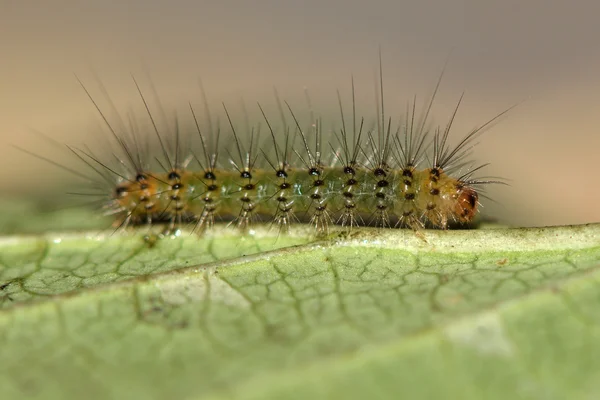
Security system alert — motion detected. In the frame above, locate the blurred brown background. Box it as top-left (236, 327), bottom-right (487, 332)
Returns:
top-left (1, 0), bottom-right (599, 227)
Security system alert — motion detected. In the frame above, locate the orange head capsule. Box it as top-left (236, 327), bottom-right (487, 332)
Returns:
top-left (454, 186), bottom-right (479, 223)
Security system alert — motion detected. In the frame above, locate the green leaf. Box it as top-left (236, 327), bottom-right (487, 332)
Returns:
top-left (1, 220), bottom-right (600, 399)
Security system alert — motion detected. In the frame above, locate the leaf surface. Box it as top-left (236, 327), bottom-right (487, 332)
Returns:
top-left (1, 217), bottom-right (600, 399)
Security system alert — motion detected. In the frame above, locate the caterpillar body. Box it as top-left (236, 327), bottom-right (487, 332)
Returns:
top-left (29, 59), bottom-right (512, 237)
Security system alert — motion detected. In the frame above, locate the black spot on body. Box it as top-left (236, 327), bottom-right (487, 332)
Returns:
top-left (204, 171), bottom-right (216, 180)
top-left (115, 186), bottom-right (127, 197)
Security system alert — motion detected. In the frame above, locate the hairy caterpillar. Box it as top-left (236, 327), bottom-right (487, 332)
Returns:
top-left (22, 57), bottom-right (513, 237)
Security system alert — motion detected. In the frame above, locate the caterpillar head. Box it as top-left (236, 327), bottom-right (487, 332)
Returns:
top-left (454, 185), bottom-right (479, 223)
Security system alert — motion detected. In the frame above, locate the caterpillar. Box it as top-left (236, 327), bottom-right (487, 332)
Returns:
top-left (23, 57), bottom-right (513, 237)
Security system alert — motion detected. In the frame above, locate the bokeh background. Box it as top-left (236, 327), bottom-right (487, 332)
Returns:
top-left (1, 0), bottom-right (599, 228)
